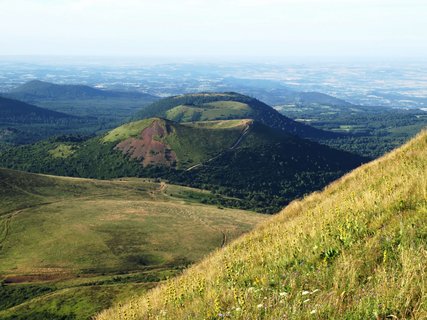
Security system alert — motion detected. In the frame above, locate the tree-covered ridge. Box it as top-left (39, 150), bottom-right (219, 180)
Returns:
top-left (166, 121), bottom-right (365, 213)
top-left (2, 80), bottom-right (159, 128)
top-left (6, 80), bottom-right (156, 100)
top-left (0, 96), bottom-right (74, 122)
top-left (136, 92), bottom-right (338, 139)
top-left (0, 95), bottom-right (104, 144)
top-left (0, 118), bottom-right (365, 213)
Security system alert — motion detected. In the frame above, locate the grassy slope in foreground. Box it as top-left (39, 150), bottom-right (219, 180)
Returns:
top-left (0, 169), bottom-right (265, 320)
top-left (98, 130), bottom-right (427, 320)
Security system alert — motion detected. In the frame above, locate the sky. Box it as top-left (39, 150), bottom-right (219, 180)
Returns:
top-left (0, 0), bottom-right (426, 61)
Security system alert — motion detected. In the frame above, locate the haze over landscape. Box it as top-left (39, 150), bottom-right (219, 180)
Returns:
top-left (0, 1), bottom-right (426, 319)
top-left (1, 0), bottom-right (427, 59)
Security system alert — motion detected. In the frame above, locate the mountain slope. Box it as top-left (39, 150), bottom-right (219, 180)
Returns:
top-left (6, 80), bottom-right (156, 100)
top-left (102, 118), bottom-right (250, 169)
top-left (0, 96), bottom-right (100, 144)
top-left (220, 77), bottom-right (354, 107)
top-left (166, 120), bottom-right (365, 212)
top-left (0, 168), bottom-right (265, 320)
top-left (284, 91), bottom-right (354, 107)
top-left (4, 80), bottom-right (159, 120)
top-left (98, 130), bottom-right (427, 319)
top-left (0, 96), bottom-right (74, 122)
top-left (0, 118), bottom-right (365, 212)
top-left (0, 118), bottom-right (250, 177)
top-left (136, 93), bottom-right (338, 139)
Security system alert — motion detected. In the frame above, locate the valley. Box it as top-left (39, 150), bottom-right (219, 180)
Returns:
top-left (0, 80), bottom-right (158, 144)
top-left (0, 168), bottom-right (266, 319)
top-left (0, 66), bottom-right (426, 320)
top-left (1, 0), bottom-right (427, 318)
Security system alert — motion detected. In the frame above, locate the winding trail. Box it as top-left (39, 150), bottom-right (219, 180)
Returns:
top-left (220, 231), bottom-right (227, 248)
top-left (0, 211), bottom-right (17, 249)
top-left (0, 201), bottom-right (63, 250)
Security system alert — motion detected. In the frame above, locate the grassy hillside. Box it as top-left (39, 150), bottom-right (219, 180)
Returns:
top-left (102, 118), bottom-right (247, 168)
top-left (0, 168), bottom-right (265, 319)
top-left (135, 93), bottom-right (337, 139)
top-left (0, 118), bottom-right (364, 213)
top-left (0, 118), bottom-right (246, 173)
top-left (98, 130), bottom-right (427, 320)
top-left (0, 118), bottom-right (247, 179)
top-left (164, 101), bottom-right (252, 122)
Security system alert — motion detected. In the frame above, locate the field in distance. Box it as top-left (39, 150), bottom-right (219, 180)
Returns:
top-left (0, 168), bottom-right (266, 320)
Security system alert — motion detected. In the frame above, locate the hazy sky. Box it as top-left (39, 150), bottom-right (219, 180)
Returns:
top-left (0, 0), bottom-right (426, 60)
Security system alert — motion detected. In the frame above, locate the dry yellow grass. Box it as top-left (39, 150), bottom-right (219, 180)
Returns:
top-left (97, 130), bottom-right (427, 320)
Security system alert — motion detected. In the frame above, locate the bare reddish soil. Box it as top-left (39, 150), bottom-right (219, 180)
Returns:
top-left (115, 120), bottom-right (177, 167)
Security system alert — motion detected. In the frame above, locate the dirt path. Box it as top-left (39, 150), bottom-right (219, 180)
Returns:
top-left (186, 123), bottom-right (252, 172)
top-left (149, 182), bottom-right (168, 198)
top-left (220, 231), bottom-right (228, 248)
top-left (0, 210), bottom-right (19, 249)
top-left (0, 199), bottom-right (65, 250)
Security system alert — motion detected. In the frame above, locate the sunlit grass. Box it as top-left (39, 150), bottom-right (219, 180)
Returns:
top-left (0, 170), bottom-right (265, 319)
top-left (98, 130), bottom-right (427, 319)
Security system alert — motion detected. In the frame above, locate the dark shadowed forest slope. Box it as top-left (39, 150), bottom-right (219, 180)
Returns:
top-left (0, 118), bottom-right (365, 213)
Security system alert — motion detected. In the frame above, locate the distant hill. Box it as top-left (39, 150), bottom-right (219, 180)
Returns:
top-left (220, 77), bottom-right (354, 107)
top-left (6, 80), bottom-right (157, 100)
top-left (0, 167), bottom-right (265, 319)
top-left (98, 130), bottom-right (427, 320)
top-left (0, 96), bottom-right (74, 122)
top-left (0, 117), bottom-right (365, 212)
top-left (4, 80), bottom-right (159, 120)
top-left (0, 96), bottom-right (99, 144)
top-left (283, 91), bottom-right (354, 107)
top-left (136, 92), bottom-right (338, 139)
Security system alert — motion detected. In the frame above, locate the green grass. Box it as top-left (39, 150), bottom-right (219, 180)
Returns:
top-left (165, 105), bottom-right (203, 122)
top-left (101, 118), bottom-right (246, 168)
top-left (0, 118), bottom-right (365, 213)
top-left (0, 168), bottom-right (266, 319)
top-left (0, 282), bottom-right (154, 320)
top-left (164, 122), bottom-right (244, 168)
top-left (98, 130), bottom-right (427, 320)
top-left (164, 101), bottom-right (252, 122)
top-left (185, 119), bottom-right (251, 129)
top-left (136, 92), bottom-right (332, 140)
top-left (102, 118), bottom-right (156, 143)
